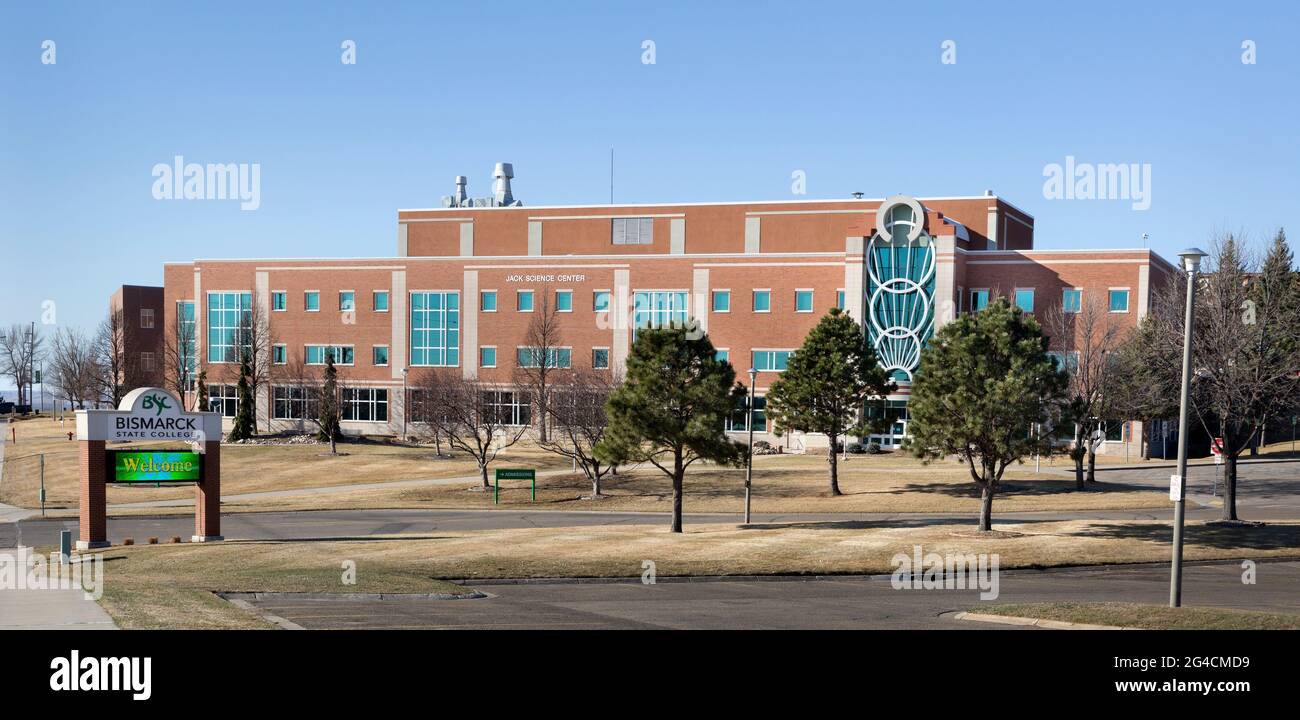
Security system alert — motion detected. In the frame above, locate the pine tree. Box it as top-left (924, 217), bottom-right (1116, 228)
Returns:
top-left (906, 298), bottom-right (1067, 531)
top-left (765, 308), bottom-right (895, 495)
top-left (226, 353), bottom-right (255, 441)
top-left (196, 368), bottom-right (209, 412)
top-left (595, 324), bottom-right (746, 532)
top-left (317, 351), bottom-right (341, 454)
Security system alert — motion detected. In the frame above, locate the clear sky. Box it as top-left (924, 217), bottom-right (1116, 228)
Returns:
top-left (2, 0), bottom-right (1297, 340)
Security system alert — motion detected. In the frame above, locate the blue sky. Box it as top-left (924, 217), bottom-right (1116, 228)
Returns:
top-left (2, 0), bottom-right (1297, 339)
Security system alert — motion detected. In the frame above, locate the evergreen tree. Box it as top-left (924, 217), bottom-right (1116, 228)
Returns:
top-left (595, 324), bottom-right (746, 532)
top-left (765, 308), bottom-right (895, 495)
top-left (317, 350), bottom-right (341, 454)
top-left (196, 368), bottom-right (209, 412)
top-left (226, 353), bottom-right (255, 441)
top-left (906, 298), bottom-right (1067, 531)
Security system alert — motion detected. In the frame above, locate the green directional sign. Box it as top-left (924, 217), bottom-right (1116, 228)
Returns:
top-left (494, 468), bottom-right (536, 504)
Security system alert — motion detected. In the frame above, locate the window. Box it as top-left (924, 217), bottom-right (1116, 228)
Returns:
top-left (373, 291), bottom-right (389, 312)
top-left (712, 290), bottom-right (730, 313)
top-left (272, 344), bottom-right (287, 365)
top-left (305, 345), bottom-right (354, 365)
top-left (753, 290), bottom-right (771, 313)
top-left (753, 350), bottom-right (793, 372)
top-left (612, 217), bottom-right (653, 245)
top-left (410, 291), bottom-right (460, 367)
top-left (484, 390), bottom-right (531, 426)
top-left (480, 346), bottom-right (497, 368)
top-left (481, 290), bottom-right (497, 312)
top-left (272, 292), bottom-right (287, 312)
top-left (208, 384), bottom-right (238, 418)
top-left (305, 291), bottom-right (320, 312)
top-left (1048, 351), bottom-right (1080, 373)
top-left (1062, 289), bottom-right (1082, 314)
top-left (342, 388), bottom-right (388, 422)
top-left (207, 291), bottom-right (251, 363)
top-left (177, 301), bottom-right (196, 388)
top-left (1109, 289), bottom-right (1130, 313)
top-left (970, 289), bottom-right (990, 311)
top-left (556, 290), bottom-right (573, 312)
top-left (836, 290), bottom-right (846, 311)
top-left (140, 352), bottom-right (155, 371)
top-left (592, 348), bottom-right (609, 370)
top-left (726, 395), bottom-right (767, 433)
top-left (140, 308), bottom-right (155, 329)
top-left (1015, 288), bottom-right (1035, 313)
top-left (373, 346), bottom-right (389, 366)
top-left (715, 349), bottom-right (729, 363)
top-left (517, 290), bottom-right (534, 312)
top-left (795, 290), bottom-right (814, 313)
top-left (339, 291), bottom-right (355, 312)
top-left (273, 386), bottom-right (317, 420)
top-left (632, 291), bottom-right (689, 339)
top-left (593, 290), bottom-right (611, 312)
top-left (517, 347), bottom-right (572, 369)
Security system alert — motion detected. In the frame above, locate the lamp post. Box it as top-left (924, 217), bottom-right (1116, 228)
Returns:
top-left (401, 367), bottom-right (409, 443)
top-left (1170, 247), bottom-right (1207, 608)
top-left (744, 367), bottom-right (757, 524)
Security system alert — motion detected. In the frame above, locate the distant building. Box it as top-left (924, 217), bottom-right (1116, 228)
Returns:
top-left (109, 284), bottom-right (165, 391)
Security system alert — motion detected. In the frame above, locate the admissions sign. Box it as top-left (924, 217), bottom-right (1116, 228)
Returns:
top-left (108, 451), bottom-right (202, 483)
top-left (76, 387), bottom-right (221, 444)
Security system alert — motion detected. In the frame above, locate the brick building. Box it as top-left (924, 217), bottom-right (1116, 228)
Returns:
top-left (145, 166), bottom-right (1176, 452)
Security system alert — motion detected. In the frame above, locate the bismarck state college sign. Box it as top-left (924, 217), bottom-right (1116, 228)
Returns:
top-left (76, 387), bottom-right (222, 444)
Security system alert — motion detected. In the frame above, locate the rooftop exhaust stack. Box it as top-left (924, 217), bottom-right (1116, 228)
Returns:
top-left (441, 164), bottom-right (522, 207)
top-left (492, 163), bottom-right (515, 206)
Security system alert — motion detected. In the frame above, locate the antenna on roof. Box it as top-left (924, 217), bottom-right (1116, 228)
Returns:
top-left (610, 148), bottom-right (614, 205)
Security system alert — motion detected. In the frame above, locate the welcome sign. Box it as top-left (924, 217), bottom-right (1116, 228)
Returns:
top-left (77, 387), bottom-right (221, 444)
top-left (108, 451), bottom-right (202, 483)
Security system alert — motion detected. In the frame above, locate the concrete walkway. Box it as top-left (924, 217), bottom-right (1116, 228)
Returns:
top-left (105, 466), bottom-right (583, 510)
top-left (0, 421), bottom-right (115, 630)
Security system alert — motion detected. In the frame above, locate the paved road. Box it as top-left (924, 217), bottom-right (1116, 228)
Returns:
top-left (231, 558), bottom-right (1300, 630)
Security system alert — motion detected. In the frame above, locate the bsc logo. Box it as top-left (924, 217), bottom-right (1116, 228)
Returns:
top-left (142, 395), bottom-right (172, 416)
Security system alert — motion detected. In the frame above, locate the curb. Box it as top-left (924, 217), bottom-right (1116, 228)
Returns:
top-left (951, 611), bottom-right (1133, 630)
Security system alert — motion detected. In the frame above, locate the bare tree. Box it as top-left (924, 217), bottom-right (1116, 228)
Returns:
top-left (540, 368), bottom-right (621, 497)
top-left (49, 327), bottom-right (98, 410)
top-left (1042, 294), bottom-right (1125, 488)
top-left (235, 297), bottom-right (276, 432)
top-left (513, 290), bottom-right (566, 442)
top-left (412, 369), bottom-right (530, 489)
top-left (1139, 232), bottom-right (1300, 520)
top-left (0, 324), bottom-right (44, 408)
top-left (163, 304), bottom-right (199, 410)
top-left (94, 306), bottom-right (139, 407)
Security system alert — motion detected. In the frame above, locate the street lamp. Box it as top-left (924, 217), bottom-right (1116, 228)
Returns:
top-left (1170, 247), bottom-right (1207, 608)
top-left (401, 367), bottom-right (409, 443)
top-left (744, 367), bottom-right (757, 524)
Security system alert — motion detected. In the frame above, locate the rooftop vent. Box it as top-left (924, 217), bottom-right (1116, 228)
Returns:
top-left (442, 163), bottom-right (523, 208)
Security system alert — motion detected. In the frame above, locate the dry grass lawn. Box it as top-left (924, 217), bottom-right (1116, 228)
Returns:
top-left (0, 416), bottom-right (569, 509)
top-left (92, 517), bottom-right (1300, 628)
top-left (978, 601), bottom-right (1300, 630)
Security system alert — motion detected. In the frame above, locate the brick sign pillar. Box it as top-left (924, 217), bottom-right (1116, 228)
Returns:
top-left (78, 440), bottom-right (110, 549)
top-left (76, 387), bottom-right (223, 550)
top-left (194, 440), bottom-right (222, 541)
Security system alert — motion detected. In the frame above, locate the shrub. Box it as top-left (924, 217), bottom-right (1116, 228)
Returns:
top-left (865, 442), bottom-right (882, 455)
